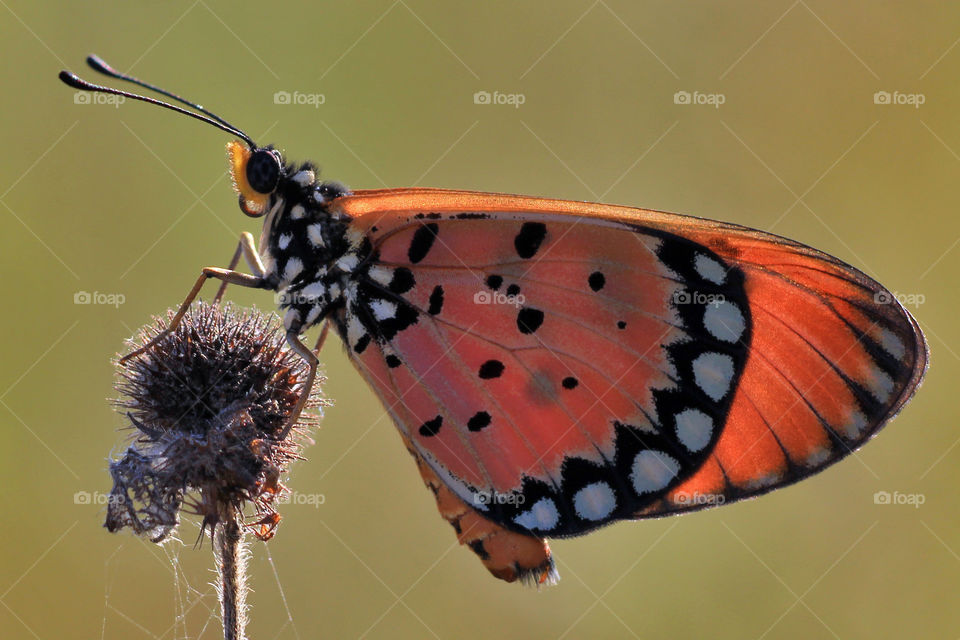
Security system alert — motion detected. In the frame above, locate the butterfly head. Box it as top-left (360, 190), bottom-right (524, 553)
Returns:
top-left (227, 141), bottom-right (284, 217)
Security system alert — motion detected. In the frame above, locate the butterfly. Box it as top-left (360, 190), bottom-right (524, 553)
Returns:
top-left (61, 56), bottom-right (927, 585)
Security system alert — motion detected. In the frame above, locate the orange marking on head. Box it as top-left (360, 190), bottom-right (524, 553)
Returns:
top-left (227, 141), bottom-right (270, 215)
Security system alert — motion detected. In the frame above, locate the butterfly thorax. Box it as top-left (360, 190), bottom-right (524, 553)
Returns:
top-left (256, 161), bottom-right (359, 332)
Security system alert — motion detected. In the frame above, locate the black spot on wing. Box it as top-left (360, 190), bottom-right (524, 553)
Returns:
top-left (408, 223), bottom-right (439, 264)
top-left (562, 376), bottom-right (579, 389)
top-left (428, 285), bottom-right (444, 315)
top-left (515, 222), bottom-right (547, 259)
top-left (468, 539), bottom-right (490, 559)
top-left (517, 307), bottom-right (545, 334)
top-left (617, 320), bottom-right (627, 330)
top-left (588, 271), bottom-right (605, 291)
top-left (389, 268), bottom-right (415, 294)
top-left (467, 411), bottom-right (491, 432)
top-left (478, 360), bottom-right (504, 379)
top-left (418, 415), bottom-right (443, 437)
top-left (486, 275), bottom-right (503, 290)
top-left (506, 284), bottom-right (521, 297)
top-left (385, 354), bottom-right (402, 368)
top-left (354, 334), bottom-right (371, 354)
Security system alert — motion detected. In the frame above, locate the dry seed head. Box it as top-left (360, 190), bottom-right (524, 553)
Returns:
top-left (106, 302), bottom-right (325, 542)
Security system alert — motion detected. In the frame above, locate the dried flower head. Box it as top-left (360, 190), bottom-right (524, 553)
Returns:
top-left (105, 302), bottom-right (325, 542)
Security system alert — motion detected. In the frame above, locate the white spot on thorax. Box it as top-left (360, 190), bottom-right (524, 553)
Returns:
top-left (299, 280), bottom-right (327, 303)
top-left (307, 224), bottom-right (326, 248)
top-left (282, 257), bottom-right (304, 284)
top-left (278, 233), bottom-right (292, 250)
top-left (630, 450), bottom-right (680, 494)
top-left (290, 204), bottom-right (306, 220)
top-left (305, 305), bottom-right (324, 325)
top-left (283, 308), bottom-right (301, 330)
top-left (703, 301), bottom-right (746, 343)
top-left (695, 254), bottom-right (727, 284)
top-left (692, 352), bottom-right (735, 401)
top-left (573, 482), bottom-right (617, 521)
top-left (292, 170), bottom-right (315, 187)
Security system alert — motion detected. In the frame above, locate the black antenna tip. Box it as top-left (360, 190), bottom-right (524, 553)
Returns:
top-left (58, 70), bottom-right (85, 89)
top-left (86, 54), bottom-right (114, 75)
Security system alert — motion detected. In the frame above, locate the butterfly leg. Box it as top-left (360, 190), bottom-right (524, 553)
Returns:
top-left (119, 232), bottom-right (269, 364)
top-left (214, 231), bottom-right (266, 303)
top-left (280, 330), bottom-right (319, 438)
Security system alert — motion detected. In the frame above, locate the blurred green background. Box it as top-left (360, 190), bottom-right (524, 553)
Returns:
top-left (1, 2), bottom-right (957, 638)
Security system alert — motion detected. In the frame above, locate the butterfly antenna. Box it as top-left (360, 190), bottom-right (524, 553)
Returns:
top-left (58, 59), bottom-right (256, 148)
top-left (85, 54), bottom-right (239, 131)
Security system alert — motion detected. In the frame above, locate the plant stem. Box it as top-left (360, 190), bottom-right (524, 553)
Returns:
top-left (215, 509), bottom-right (248, 640)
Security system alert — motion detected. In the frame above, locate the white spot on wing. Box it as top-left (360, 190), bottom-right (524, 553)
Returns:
top-left (692, 352), bottom-right (735, 401)
top-left (513, 497), bottom-right (560, 531)
top-left (695, 254), bottom-right (726, 284)
top-left (841, 410), bottom-right (869, 440)
top-left (367, 266), bottom-right (394, 286)
top-left (573, 482), bottom-right (617, 521)
top-left (870, 368), bottom-right (895, 404)
top-left (370, 299), bottom-right (397, 321)
top-left (880, 329), bottom-right (906, 360)
top-left (336, 254), bottom-right (359, 273)
top-left (346, 226), bottom-right (365, 248)
top-left (630, 450), bottom-right (680, 494)
top-left (346, 315), bottom-right (365, 347)
top-left (703, 301), bottom-right (746, 343)
top-left (674, 408), bottom-right (714, 453)
top-left (804, 446), bottom-right (832, 467)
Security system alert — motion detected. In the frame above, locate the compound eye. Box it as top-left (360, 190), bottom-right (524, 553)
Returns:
top-left (245, 149), bottom-right (281, 194)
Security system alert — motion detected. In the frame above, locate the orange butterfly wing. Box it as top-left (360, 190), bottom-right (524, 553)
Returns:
top-left (330, 189), bottom-right (926, 535)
